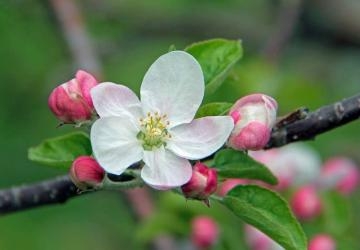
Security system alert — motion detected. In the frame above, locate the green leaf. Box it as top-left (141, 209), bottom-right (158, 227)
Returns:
top-left (28, 132), bottom-right (92, 169)
top-left (213, 149), bottom-right (278, 185)
top-left (185, 38), bottom-right (243, 96)
top-left (195, 102), bottom-right (232, 118)
top-left (224, 185), bottom-right (307, 250)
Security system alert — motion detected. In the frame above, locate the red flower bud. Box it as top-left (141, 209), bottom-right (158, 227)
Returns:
top-left (320, 157), bottom-right (359, 195)
top-left (227, 94), bottom-right (277, 151)
top-left (191, 216), bottom-right (219, 249)
top-left (181, 163), bottom-right (217, 202)
top-left (308, 234), bottom-right (336, 250)
top-left (290, 185), bottom-right (322, 220)
top-left (48, 70), bottom-right (98, 124)
top-left (70, 156), bottom-right (105, 190)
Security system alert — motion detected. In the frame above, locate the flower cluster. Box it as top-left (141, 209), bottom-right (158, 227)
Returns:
top-left (48, 51), bottom-right (278, 192)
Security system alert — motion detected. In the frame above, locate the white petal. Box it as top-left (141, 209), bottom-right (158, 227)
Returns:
top-left (141, 147), bottom-right (192, 189)
top-left (91, 82), bottom-right (142, 121)
top-left (91, 116), bottom-right (143, 175)
top-left (140, 51), bottom-right (204, 127)
top-left (167, 116), bottom-right (234, 160)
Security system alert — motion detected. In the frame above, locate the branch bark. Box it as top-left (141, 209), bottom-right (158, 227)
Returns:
top-left (1, 94), bottom-right (359, 215)
top-left (0, 175), bottom-right (77, 215)
top-left (266, 94), bottom-right (360, 148)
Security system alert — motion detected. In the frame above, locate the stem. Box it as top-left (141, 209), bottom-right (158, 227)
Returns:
top-left (0, 94), bottom-right (359, 215)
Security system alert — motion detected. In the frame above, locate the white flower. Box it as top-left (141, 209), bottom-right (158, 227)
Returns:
top-left (90, 51), bottom-right (234, 189)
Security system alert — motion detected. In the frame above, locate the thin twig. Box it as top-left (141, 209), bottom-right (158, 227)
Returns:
top-left (262, 0), bottom-right (302, 63)
top-left (49, 0), bottom-right (102, 77)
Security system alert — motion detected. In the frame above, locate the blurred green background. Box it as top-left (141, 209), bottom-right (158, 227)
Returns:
top-left (0, 0), bottom-right (359, 249)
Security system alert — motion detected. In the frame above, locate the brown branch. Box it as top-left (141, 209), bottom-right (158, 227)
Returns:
top-left (266, 93), bottom-right (360, 148)
top-left (0, 175), bottom-right (77, 215)
top-left (0, 93), bottom-right (359, 215)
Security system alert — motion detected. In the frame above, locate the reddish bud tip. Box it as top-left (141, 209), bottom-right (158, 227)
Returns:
top-left (227, 94), bottom-right (277, 151)
top-left (181, 162), bottom-right (218, 201)
top-left (191, 216), bottom-right (219, 249)
top-left (48, 70), bottom-right (98, 124)
top-left (70, 156), bottom-right (105, 190)
top-left (291, 185), bottom-right (322, 220)
top-left (308, 234), bottom-right (336, 250)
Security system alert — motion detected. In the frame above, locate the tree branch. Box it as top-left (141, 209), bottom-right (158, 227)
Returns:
top-left (266, 93), bottom-right (360, 148)
top-left (0, 175), bottom-right (77, 215)
top-left (0, 94), bottom-right (359, 215)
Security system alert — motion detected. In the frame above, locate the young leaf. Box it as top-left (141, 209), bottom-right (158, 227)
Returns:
top-left (195, 102), bottom-right (232, 118)
top-left (185, 38), bottom-right (242, 96)
top-left (213, 149), bottom-right (278, 185)
top-left (28, 132), bottom-right (92, 170)
top-left (224, 185), bottom-right (307, 250)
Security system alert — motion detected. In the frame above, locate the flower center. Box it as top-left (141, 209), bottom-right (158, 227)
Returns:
top-left (137, 112), bottom-right (171, 150)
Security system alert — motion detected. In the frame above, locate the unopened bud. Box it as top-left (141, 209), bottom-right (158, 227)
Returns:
top-left (308, 234), bottom-right (336, 250)
top-left (191, 216), bottom-right (219, 249)
top-left (48, 70), bottom-right (98, 124)
top-left (217, 178), bottom-right (249, 197)
top-left (181, 162), bottom-right (217, 203)
top-left (70, 156), bottom-right (105, 190)
top-left (227, 94), bottom-right (277, 151)
top-left (290, 185), bottom-right (322, 220)
top-left (320, 157), bottom-right (359, 195)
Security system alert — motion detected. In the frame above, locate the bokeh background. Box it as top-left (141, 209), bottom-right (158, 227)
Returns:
top-left (0, 0), bottom-right (359, 249)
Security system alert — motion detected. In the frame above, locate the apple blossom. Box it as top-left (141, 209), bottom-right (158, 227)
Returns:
top-left (191, 216), bottom-right (219, 249)
top-left (70, 156), bottom-right (105, 190)
top-left (90, 51), bottom-right (234, 189)
top-left (320, 157), bottom-right (359, 195)
top-left (181, 162), bottom-right (217, 202)
top-left (48, 70), bottom-right (98, 124)
top-left (227, 94), bottom-right (278, 151)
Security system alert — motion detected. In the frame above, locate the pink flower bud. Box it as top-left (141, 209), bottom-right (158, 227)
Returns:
top-left (70, 156), bottom-right (105, 190)
top-left (191, 216), bottom-right (219, 249)
top-left (217, 178), bottom-right (249, 197)
top-left (244, 225), bottom-right (283, 250)
top-left (320, 157), bottom-right (359, 195)
top-left (181, 163), bottom-right (217, 202)
top-left (48, 70), bottom-right (98, 124)
top-left (227, 94), bottom-right (277, 151)
top-left (290, 185), bottom-right (322, 220)
top-left (308, 234), bottom-right (336, 250)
